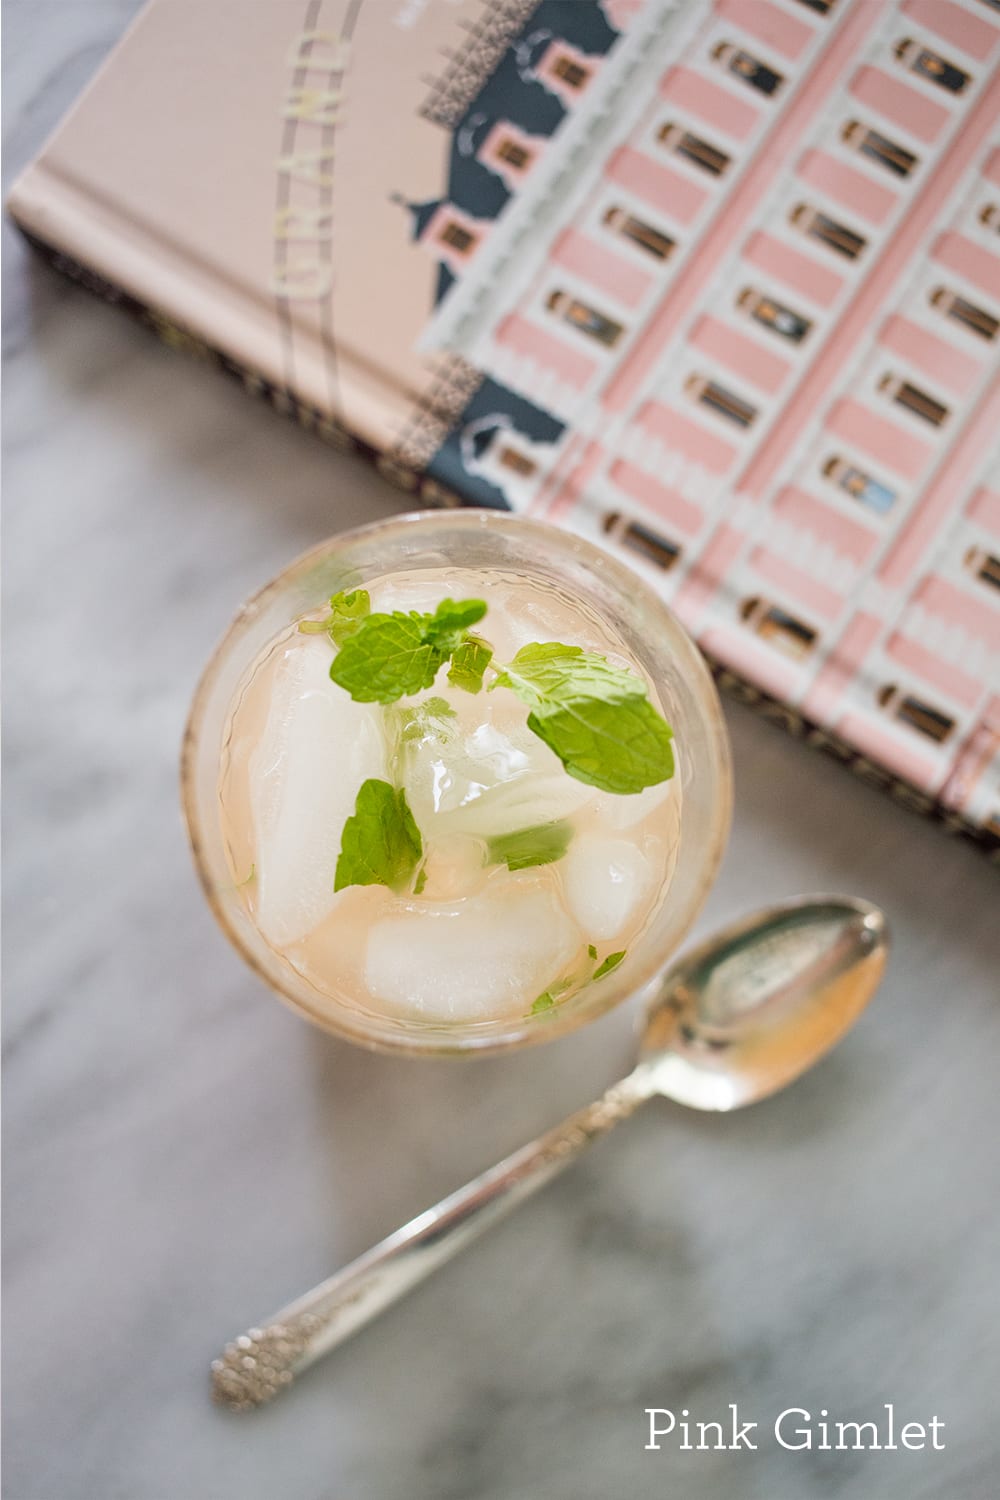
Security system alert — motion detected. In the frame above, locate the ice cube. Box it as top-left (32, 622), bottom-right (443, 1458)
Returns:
top-left (250, 636), bottom-right (387, 947)
top-left (366, 577), bottom-right (454, 615)
top-left (493, 589), bottom-right (611, 659)
top-left (363, 874), bottom-right (580, 1020)
top-left (402, 719), bottom-right (596, 838)
top-left (560, 833), bottom-right (655, 943)
top-left (589, 776), bottom-right (674, 832)
top-left (417, 833), bottom-right (490, 901)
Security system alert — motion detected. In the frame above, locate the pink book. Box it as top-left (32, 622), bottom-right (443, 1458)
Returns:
top-left (8, 0), bottom-right (1000, 855)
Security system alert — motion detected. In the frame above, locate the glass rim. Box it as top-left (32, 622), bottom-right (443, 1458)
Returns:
top-left (181, 508), bottom-right (733, 1056)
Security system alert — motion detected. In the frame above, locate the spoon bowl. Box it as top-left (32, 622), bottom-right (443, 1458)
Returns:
top-left (640, 896), bottom-right (888, 1111)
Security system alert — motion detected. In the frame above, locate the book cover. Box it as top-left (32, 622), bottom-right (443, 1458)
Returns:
top-left (8, 0), bottom-right (1000, 854)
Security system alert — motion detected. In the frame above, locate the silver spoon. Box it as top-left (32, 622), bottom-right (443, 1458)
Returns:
top-left (212, 895), bottom-right (887, 1410)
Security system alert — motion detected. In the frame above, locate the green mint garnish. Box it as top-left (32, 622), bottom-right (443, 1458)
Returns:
top-left (331, 615), bottom-right (443, 702)
top-left (299, 588), bottom-right (371, 645)
top-left (487, 819), bottom-right (572, 872)
top-left (593, 949), bottom-right (626, 980)
top-left (423, 598), bottom-right (487, 651)
top-left (330, 597), bottom-right (487, 704)
top-left (490, 642), bottom-right (674, 795)
top-left (531, 950), bottom-right (627, 1016)
top-left (413, 864), bottom-right (428, 896)
top-left (529, 974), bottom-right (575, 1016)
top-left (328, 589), bottom-right (372, 644)
top-left (334, 779), bottom-right (423, 893)
top-left (447, 634), bottom-right (493, 694)
top-left (318, 591), bottom-right (676, 803)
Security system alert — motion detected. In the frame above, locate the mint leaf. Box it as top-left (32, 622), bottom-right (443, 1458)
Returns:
top-left (447, 634), bottom-right (493, 694)
top-left (527, 699), bottom-right (674, 796)
top-left (593, 949), bottom-right (626, 980)
top-left (491, 642), bottom-right (644, 706)
top-left (330, 598), bottom-right (489, 704)
top-left (299, 588), bottom-right (371, 644)
top-left (425, 597), bottom-right (487, 653)
top-left (530, 973), bottom-right (574, 1015)
top-left (334, 779), bottom-right (423, 892)
top-left (327, 589), bottom-right (371, 644)
top-left (487, 820), bottom-right (572, 872)
top-left (587, 943), bottom-right (597, 961)
top-left (491, 642), bottom-right (674, 795)
top-left (331, 613), bottom-right (444, 703)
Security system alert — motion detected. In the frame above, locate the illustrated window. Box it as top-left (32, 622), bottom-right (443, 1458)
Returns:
top-left (822, 456), bottom-right (896, 515)
top-left (687, 374), bottom-right (757, 429)
top-left (878, 685), bottom-right (955, 743)
top-left (603, 206), bottom-right (674, 261)
top-left (791, 203), bottom-right (866, 260)
top-left (657, 123), bottom-right (730, 177)
top-left (552, 54), bottom-right (591, 89)
top-left (964, 546), bottom-right (1000, 592)
top-left (930, 287), bottom-right (997, 342)
top-left (741, 597), bottom-right (817, 659)
top-left (878, 374), bottom-right (949, 428)
top-left (537, 42), bottom-right (596, 99)
top-left (496, 137), bottom-right (533, 170)
top-left (438, 220), bottom-right (478, 255)
top-left (604, 511), bottom-right (680, 570)
top-left (497, 446), bottom-right (537, 477)
top-left (547, 290), bottom-right (623, 348)
top-left (737, 287), bottom-right (811, 344)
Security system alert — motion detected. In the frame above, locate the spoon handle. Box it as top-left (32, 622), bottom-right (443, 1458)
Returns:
top-left (211, 1064), bottom-right (656, 1410)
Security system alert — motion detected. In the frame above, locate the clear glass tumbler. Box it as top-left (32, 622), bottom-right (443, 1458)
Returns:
top-left (182, 510), bottom-right (732, 1054)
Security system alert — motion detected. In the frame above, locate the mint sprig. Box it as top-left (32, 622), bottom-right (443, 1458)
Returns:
top-left (330, 597), bottom-right (487, 704)
top-left (299, 588), bottom-right (371, 645)
top-left (334, 779), bottom-right (423, 893)
top-left (490, 642), bottom-right (674, 795)
top-left (321, 589), bottom-right (675, 816)
top-left (487, 820), bottom-right (572, 872)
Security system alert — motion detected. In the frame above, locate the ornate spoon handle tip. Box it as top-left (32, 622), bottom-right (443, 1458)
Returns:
top-left (211, 1318), bottom-right (319, 1411)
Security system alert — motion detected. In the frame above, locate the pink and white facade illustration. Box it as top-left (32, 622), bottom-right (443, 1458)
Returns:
top-left (421, 0), bottom-right (1000, 842)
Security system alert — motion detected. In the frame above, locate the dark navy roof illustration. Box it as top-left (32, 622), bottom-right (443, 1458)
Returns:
top-left (401, 1), bottom-right (621, 303)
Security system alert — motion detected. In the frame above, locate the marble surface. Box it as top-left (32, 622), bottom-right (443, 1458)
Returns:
top-left (3, 7), bottom-right (999, 1498)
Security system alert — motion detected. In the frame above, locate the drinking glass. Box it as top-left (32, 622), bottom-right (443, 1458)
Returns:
top-left (182, 510), bottom-right (732, 1054)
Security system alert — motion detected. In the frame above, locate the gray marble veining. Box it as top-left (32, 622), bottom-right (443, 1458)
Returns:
top-left (3, 7), bottom-right (999, 1499)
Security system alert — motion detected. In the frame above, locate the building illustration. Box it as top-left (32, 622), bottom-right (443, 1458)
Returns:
top-left (392, 0), bottom-right (1000, 840)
